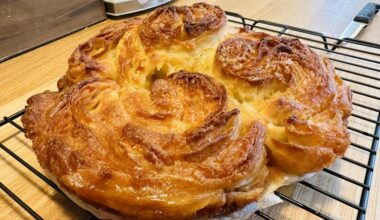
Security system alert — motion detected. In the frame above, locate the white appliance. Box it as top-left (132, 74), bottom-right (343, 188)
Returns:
top-left (103, 0), bottom-right (173, 16)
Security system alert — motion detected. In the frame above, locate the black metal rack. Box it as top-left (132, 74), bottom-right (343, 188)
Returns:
top-left (0, 12), bottom-right (379, 220)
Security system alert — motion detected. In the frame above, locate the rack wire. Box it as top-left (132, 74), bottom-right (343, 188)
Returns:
top-left (0, 12), bottom-right (379, 220)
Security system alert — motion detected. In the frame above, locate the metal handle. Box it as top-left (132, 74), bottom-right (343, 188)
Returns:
top-left (353, 3), bottom-right (380, 23)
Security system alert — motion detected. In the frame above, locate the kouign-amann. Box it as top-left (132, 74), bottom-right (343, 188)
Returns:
top-left (22, 2), bottom-right (352, 219)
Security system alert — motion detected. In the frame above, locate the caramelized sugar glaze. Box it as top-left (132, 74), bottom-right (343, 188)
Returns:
top-left (22, 3), bottom-right (351, 219)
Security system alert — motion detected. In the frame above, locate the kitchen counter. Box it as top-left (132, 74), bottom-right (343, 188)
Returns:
top-left (0, 0), bottom-right (379, 219)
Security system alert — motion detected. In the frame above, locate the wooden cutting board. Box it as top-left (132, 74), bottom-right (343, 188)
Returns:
top-left (0, 0), bottom-right (106, 62)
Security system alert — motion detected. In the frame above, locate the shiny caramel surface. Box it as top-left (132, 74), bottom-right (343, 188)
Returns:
top-left (21, 2), bottom-right (351, 219)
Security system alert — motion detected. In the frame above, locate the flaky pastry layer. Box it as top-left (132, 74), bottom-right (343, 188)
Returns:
top-left (22, 2), bottom-right (352, 219)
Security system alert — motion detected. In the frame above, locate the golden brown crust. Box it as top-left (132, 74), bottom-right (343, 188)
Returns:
top-left (266, 138), bottom-right (336, 174)
top-left (182, 2), bottom-right (226, 38)
top-left (215, 31), bottom-right (320, 84)
top-left (139, 3), bottom-right (226, 48)
top-left (23, 71), bottom-right (268, 219)
top-left (215, 31), bottom-right (352, 174)
top-left (139, 6), bottom-right (183, 48)
top-left (22, 2), bottom-right (352, 219)
top-left (61, 18), bottom-right (143, 89)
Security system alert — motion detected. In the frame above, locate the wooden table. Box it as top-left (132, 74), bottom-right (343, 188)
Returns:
top-left (0, 0), bottom-right (379, 219)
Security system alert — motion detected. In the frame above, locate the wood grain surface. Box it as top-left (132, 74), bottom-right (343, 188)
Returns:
top-left (0, 0), bottom-right (380, 219)
top-left (0, 0), bottom-right (106, 62)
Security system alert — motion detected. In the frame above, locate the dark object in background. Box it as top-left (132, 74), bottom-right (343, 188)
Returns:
top-left (0, 0), bottom-right (106, 63)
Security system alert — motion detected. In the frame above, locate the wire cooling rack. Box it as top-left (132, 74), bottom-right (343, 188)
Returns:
top-left (0, 12), bottom-right (379, 220)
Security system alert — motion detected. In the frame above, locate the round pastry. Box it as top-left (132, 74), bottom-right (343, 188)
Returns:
top-left (22, 2), bottom-right (352, 219)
